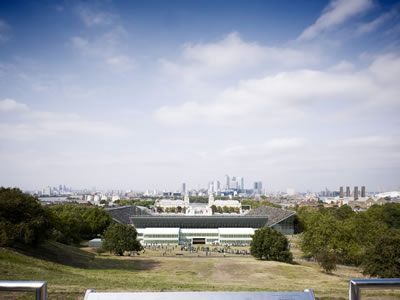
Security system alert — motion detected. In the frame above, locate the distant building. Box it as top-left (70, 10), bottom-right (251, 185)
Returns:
top-left (253, 181), bottom-right (263, 194)
top-left (121, 206), bottom-right (296, 245)
top-left (224, 175), bottom-right (230, 189)
top-left (43, 186), bottom-right (51, 196)
top-left (361, 186), bottom-right (366, 198)
top-left (354, 186), bottom-right (359, 200)
top-left (339, 186), bottom-right (344, 198)
top-left (240, 177), bottom-right (244, 191)
top-left (182, 183), bottom-right (186, 194)
top-left (287, 188), bottom-right (295, 196)
top-left (346, 186), bottom-right (351, 197)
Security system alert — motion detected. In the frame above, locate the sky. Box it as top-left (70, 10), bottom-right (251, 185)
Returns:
top-left (0, 0), bottom-right (400, 193)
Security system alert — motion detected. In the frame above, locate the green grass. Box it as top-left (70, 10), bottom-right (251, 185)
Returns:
top-left (1, 242), bottom-right (400, 300)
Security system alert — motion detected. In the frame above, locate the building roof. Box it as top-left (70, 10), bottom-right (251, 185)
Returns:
top-left (130, 215), bottom-right (269, 229)
top-left (246, 206), bottom-right (295, 226)
top-left (106, 205), bottom-right (150, 224)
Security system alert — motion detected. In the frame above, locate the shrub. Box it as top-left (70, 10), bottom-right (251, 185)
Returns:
top-left (315, 247), bottom-right (337, 273)
top-left (0, 187), bottom-right (54, 247)
top-left (250, 227), bottom-right (293, 263)
top-left (102, 223), bottom-right (142, 256)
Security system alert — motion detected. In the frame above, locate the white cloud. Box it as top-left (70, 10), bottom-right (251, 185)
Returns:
top-left (330, 60), bottom-right (355, 72)
top-left (357, 9), bottom-right (397, 34)
top-left (70, 26), bottom-right (134, 72)
top-left (70, 26), bottom-right (125, 57)
top-left (155, 54), bottom-right (400, 126)
top-left (221, 138), bottom-right (306, 159)
top-left (0, 99), bottom-right (28, 112)
top-left (76, 4), bottom-right (116, 27)
top-left (106, 55), bottom-right (135, 72)
top-left (160, 32), bottom-right (318, 83)
top-left (298, 0), bottom-right (373, 41)
top-left (0, 100), bottom-right (131, 141)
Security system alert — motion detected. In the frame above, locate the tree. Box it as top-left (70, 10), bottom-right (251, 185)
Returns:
top-left (299, 211), bottom-right (360, 265)
top-left (0, 187), bottom-right (54, 247)
top-left (50, 205), bottom-right (111, 244)
top-left (102, 223), bottom-right (142, 256)
top-left (315, 247), bottom-right (337, 274)
top-left (250, 227), bottom-right (293, 263)
top-left (362, 229), bottom-right (400, 278)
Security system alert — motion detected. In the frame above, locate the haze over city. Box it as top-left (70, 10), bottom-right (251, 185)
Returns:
top-left (0, 0), bottom-right (399, 192)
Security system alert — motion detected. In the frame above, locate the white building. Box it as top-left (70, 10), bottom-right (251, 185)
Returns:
top-left (137, 227), bottom-right (254, 246)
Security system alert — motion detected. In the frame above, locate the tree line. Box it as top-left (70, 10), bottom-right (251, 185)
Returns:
top-left (0, 187), bottom-right (142, 256)
top-left (297, 203), bottom-right (400, 277)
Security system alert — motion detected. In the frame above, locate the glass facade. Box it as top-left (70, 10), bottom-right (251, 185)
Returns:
top-left (144, 234), bottom-right (179, 238)
top-left (271, 215), bottom-right (295, 235)
top-left (219, 234), bottom-right (252, 238)
top-left (181, 233), bottom-right (219, 237)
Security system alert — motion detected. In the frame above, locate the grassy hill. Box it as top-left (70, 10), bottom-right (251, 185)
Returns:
top-left (1, 242), bottom-right (399, 300)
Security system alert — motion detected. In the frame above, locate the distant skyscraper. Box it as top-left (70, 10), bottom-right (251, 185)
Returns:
top-left (354, 186), bottom-right (359, 200)
top-left (231, 177), bottom-right (238, 190)
top-left (346, 186), bottom-right (350, 197)
top-left (339, 186), bottom-right (344, 198)
top-left (240, 177), bottom-right (244, 190)
top-left (225, 175), bottom-right (230, 189)
top-left (361, 186), bottom-right (366, 198)
top-left (182, 183), bottom-right (186, 194)
top-left (253, 181), bottom-right (262, 194)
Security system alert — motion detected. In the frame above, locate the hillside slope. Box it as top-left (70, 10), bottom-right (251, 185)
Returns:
top-left (1, 242), bottom-right (399, 300)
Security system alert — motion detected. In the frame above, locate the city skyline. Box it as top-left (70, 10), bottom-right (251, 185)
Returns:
top-left (0, 0), bottom-right (400, 191)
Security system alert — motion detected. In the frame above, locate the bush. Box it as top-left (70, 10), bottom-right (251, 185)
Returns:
top-left (0, 187), bottom-right (54, 247)
top-left (315, 247), bottom-right (337, 273)
top-left (102, 223), bottom-right (142, 256)
top-left (250, 227), bottom-right (293, 263)
top-left (362, 229), bottom-right (400, 278)
top-left (50, 205), bottom-right (111, 244)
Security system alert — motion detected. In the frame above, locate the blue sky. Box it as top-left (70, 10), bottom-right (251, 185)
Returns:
top-left (0, 0), bottom-right (399, 192)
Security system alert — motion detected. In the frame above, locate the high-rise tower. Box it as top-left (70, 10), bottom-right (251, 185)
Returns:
top-left (224, 175), bottom-right (230, 189)
top-left (361, 186), bottom-right (366, 198)
top-left (354, 186), bottom-right (359, 200)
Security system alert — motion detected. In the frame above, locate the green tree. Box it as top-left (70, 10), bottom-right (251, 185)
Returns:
top-left (332, 204), bottom-right (355, 220)
top-left (315, 247), bottom-right (337, 274)
top-left (250, 227), bottom-right (293, 263)
top-left (102, 223), bottom-right (142, 256)
top-left (367, 203), bottom-right (400, 229)
top-left (362, 229), bottom-right (400, 278)
top-left (210, 205), bottom-right (217, 213)
top-left (50, 205), bottom-right (111, 244)
top-left (0, 187), bottom-right (54, 247)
